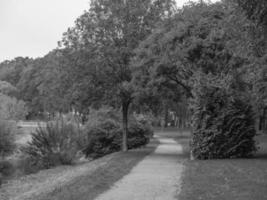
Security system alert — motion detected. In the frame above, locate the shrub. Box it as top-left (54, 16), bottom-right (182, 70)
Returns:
top-left (191, 85), bottom-right (257, 159)
top-left (83, 119), bottom-right (121, 158)
top-left (86, 107), bottom-right (121, 127)
top-left (0, 120), bottom-right (15, 157)
top-left (83, 110), bottom-right (153, 158)
top-left (0, 160), bottom-right (14, 185)
top-left (0, 93), bottom-right (28, 121)
top-left (127, 114), bottom-right (153, 149)
top-left (22, 120), bottom-right (85, 169)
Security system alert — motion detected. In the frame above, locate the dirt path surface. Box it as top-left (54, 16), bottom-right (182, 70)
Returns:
top-left (95, 134), bottom-right (185, 200)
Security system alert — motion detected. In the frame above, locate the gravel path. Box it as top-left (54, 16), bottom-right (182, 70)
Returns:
top-left (95, 135), bottom-right (184, 200)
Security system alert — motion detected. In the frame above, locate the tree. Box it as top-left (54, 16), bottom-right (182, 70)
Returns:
top-left (134, 1), bottom-right (249, 98)
top-left (233, 0), bottom-right (267, 28)
top-left (0, 93), bottom-right (28, 121)
top-left (61, 0), bottom-right (175, 151)
top-left (0, 57), bottom-right (33, 86)
top-left (232, 0), bottom-right (267, 131)
top-left (0, 81), bottom-right (18, 97)
top-left (17, 49), bottom-right (72, 118)
top-left (134, 1), bottom-right (258, 158)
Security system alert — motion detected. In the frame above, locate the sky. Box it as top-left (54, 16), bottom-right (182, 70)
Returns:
top-left (0, 0), bottom-right (219, 62)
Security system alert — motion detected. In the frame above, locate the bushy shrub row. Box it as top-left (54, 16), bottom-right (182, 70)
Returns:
top-left (83, 109), bottom-right (153, 158)
top-left (22, 109), bottom-right (153, 169)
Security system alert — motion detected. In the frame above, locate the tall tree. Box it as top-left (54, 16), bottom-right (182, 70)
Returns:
top-left (61, 0), bottom-right (175, 151)
top-left (0, 57), bottom-right (33, 86)
top-left (17, 49), bottom-right (71, 118)
top-left (134, 1), bottom-right (248, 99)
top-left (232, 0), bottom-right (267, 130)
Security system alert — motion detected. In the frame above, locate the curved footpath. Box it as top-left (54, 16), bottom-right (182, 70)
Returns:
top-left (95, 135), bottom-right (184, 200)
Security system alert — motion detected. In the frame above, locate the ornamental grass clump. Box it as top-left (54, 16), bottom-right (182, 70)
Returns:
top-left (23, 120), bottom-right (85, 169)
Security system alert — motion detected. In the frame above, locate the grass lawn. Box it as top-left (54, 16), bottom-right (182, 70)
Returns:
top-left (178, 134), bottom-right (267, 200)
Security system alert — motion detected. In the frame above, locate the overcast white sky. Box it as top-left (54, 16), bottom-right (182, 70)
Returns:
top-left (0, 0), bottom-right (219, 62)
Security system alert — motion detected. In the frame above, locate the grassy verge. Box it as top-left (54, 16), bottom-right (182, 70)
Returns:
top-left (178, 134), bottom-right (267, 200)
top-left (0, 138), bottom-right (158, 200)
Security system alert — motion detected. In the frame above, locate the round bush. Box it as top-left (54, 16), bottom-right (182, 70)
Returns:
top-left (83, 119), bottom-right (121, 158)
top-left (83, 112), bottom-right (153, 158)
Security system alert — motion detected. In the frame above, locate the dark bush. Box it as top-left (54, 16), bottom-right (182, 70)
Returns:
top-left (0, 160), bottom-right (14, 185)
top-left (0, 120), bottom-right (15, 157)
top-left (83, 109), bottom-right (153, 158)
top-left (127, 115), bottom-right (153, 149)
top-left (22, 120), bottom-right (85, 169)
top-left (191, 86), bottom-right (257, 159)
top-left (14, 155), bottom-right (41, 175)
top-left (83, 119), bottom-right (121, 158)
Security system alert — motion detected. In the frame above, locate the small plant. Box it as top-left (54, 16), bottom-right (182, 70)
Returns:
top-left (0, 160), bottom-right (14, 185)
top-left (0, 120), bottom-right (15, 158)
top-left (22, 120), bottom-right (85, 169)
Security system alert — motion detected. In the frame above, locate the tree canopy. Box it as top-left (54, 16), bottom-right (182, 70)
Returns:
top-left (60, 0), bottom-right (175, 150)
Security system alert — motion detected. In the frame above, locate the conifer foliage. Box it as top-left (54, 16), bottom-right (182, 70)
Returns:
top-left (191, 77), bottom-right (257, 159)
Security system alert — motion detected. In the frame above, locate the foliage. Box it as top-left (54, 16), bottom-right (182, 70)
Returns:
top-left (127, 114), bottom-right (153, 148)
top-left (0, 160), bottom-right (14, 185)
top-left (86, 107), bottom-right (121, 126)
top-left (134, 1), bottom-right (249, 94)
top-left (133, 1), bottom-right (259, 158)
top-left (0, 57), bottom-right (33, 86)
top-left (61, 0), bottom-right (175, 151)
top-left (191, 75), bottom-right (257, 159)
top-left (233, 0), bottom-right (267, 26)
top-left (0, 93), bottom-right (28, 120)
top-left (0, 81), bottom-right (18, 97)
top-left (232, 0), bottom-right (267, 131)
top-left (83, 119), bottom-right (121, 158)
top-left (83, 110), bottom-right (153, 158)
top-left (0, 120), bottom-right (15, 157)
top-left (17, 50), bottom-right (72, 117)
top-left (22, 120), bottom-right (85, 169)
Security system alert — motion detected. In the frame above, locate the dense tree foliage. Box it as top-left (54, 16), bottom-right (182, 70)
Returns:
top-left (134, 1), bottom-right (258, 158)
top-left (60, 0), bottom-right (175, 151)
top-left (0, 94), bottom-right (28, 121)
top-left (191, 74), bottom-right (257, 159)
top-left (0, 57), bottom-right (33, 87)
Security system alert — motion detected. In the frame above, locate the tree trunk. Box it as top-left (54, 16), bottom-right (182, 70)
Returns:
top-left (122, 102), bottom-right (129, 152)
